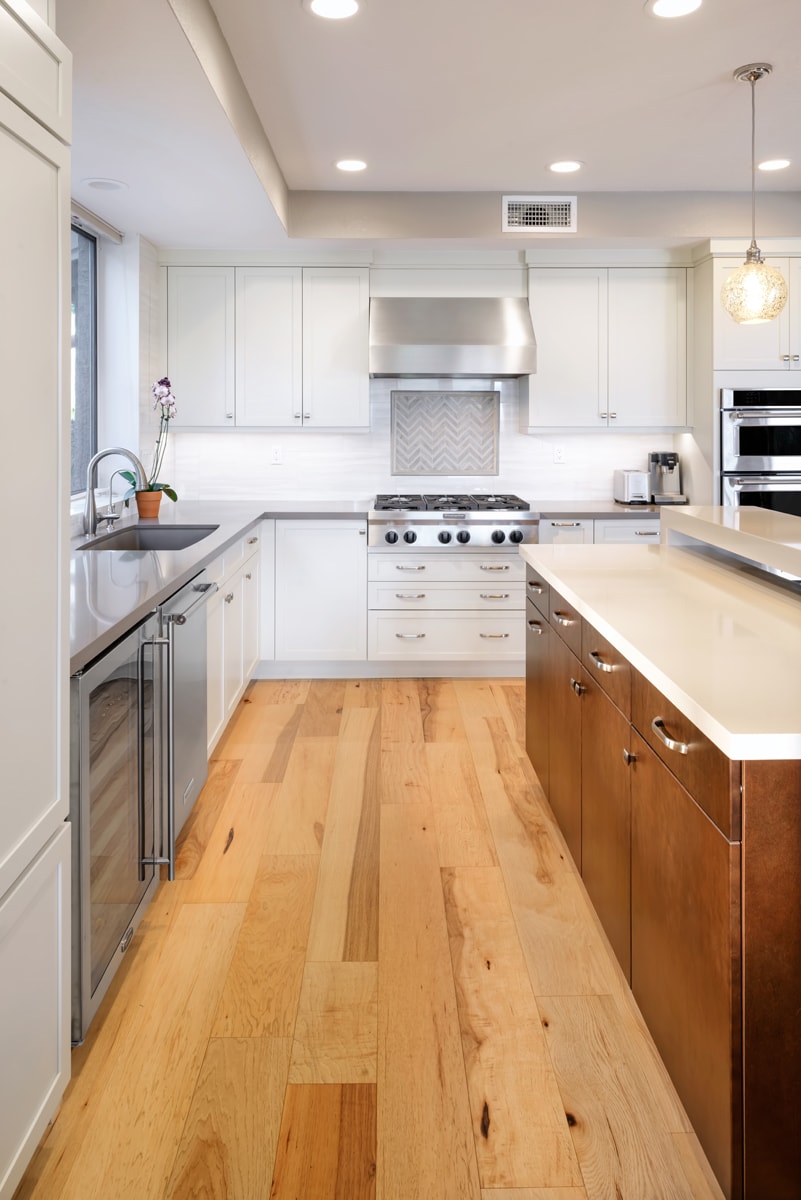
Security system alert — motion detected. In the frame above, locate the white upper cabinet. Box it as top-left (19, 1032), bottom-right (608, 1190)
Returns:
top-left (525, 266), bottom-right (687, 430)
top-left (301, 267), bottom-right (370, 428)
top-left (236, 267), bottom-right (303, 426)
top-left (166, 265), bottom-right (369, 429)
top-left (528, 268), bottom-right (608, 428)
top-left (713, 257), bottom-right (801, 371)
top-left (167, 266), bottom-right (236, 427)
top-left (607, 267), bottom-right (687, 426)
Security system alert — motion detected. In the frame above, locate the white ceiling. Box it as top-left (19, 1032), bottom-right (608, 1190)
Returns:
top-left (58, 0), bottom-right (801, 251)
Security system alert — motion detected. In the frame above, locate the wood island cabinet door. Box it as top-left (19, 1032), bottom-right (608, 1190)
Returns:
top-left (525, 600), bottom-right (552, 796)
top-left (630, 732), bottom-right (741, 1200)
top-left (580, 676), bottom-right (632, 980)
top-left (547, 635), bottom-right (583, 870)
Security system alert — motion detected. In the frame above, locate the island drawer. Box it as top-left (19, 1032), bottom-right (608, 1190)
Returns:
top-left (581, 620), bottom-right (631, 718)
top-left (632, 670), bottom-right (741, 840)
top-left (549, 587), bottom-right (582, 658)
top-left (525, 566), bottom-right (550, 617)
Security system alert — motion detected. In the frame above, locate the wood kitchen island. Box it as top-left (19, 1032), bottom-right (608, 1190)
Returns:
top-left (521, 506), bottom-right (801, 1200)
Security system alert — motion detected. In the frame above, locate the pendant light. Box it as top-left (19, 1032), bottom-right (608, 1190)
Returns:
top-left (721, 64), bottom-right (788, 325)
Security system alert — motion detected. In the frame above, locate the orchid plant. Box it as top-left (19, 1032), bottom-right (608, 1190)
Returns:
top-left (122, 377), bottom-right (178, 502)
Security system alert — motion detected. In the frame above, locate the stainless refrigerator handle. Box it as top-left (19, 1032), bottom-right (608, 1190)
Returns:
top-left (140, 632), bottom-right (175, 879)
top-left (169, 580), bottom-right (219, 625)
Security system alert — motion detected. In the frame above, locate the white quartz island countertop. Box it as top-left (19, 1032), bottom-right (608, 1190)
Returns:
top-left (520, 506), bottom-right (801, 761)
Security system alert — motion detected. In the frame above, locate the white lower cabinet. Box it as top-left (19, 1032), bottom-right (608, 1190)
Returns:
top-left (593, 517), bottom-right (660, 544)
top-left (538, 518), bottom-right (594, 544)
top-left (274, 520), bottom-right (367, 661)
top-left (368, 553), bottom-right (525, 661)
top-left (539, 516), bottom-right (660, 545)
top-left (206, 529), bottom-right (262, 753)
top-left (0, 826), bottom-right (70, 1200)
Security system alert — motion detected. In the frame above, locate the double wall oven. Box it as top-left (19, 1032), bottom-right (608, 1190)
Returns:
top-left (721, 388), bottom-right (801, 517)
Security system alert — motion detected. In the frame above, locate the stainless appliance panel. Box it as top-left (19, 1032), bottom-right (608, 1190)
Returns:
top-left (720, 474), bottom-right (801, 519)
top-left (721, 408), bottom-right (801, 473)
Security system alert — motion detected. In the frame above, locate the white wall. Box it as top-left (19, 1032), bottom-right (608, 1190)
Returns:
top-left (171, 376), bottom-right (676, 504)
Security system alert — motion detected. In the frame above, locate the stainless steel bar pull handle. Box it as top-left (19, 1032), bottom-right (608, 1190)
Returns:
top-left (140, 633), bottom-right (176, 879)
top-left (527, 581), bottom-right (543, 593)
top-left (480, 632), bottom-right (510, 639)
top-left (395, 593), bottom-right (426, 599)
top-left (480, 564), bottom-right (510, 571)
top-left (589, 650), bottom-right (614, 673)
top-left (551, 522), bottom-right (578, 527)
top-left (635, 530), bottom-right (658, 537)
top-left (527, 621), bottom-right (543, 635)
top-left (172, 581), bottom-right (219, 625)
top-left (651, 717), bottom-right (690, 755)
top-left (480, 593), bottom-right (510, 599)
top-left (553, 612), bottom-right (576, 627)
top-left (396, 632), bottom-right (425, 639)
top-left (396, 564), bottom-right (426, 571)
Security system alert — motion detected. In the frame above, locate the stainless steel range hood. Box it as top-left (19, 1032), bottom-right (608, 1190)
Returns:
top-left (369, 297), bottom-right (537, 378)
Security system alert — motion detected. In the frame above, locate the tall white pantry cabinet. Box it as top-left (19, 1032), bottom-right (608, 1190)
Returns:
top-left (0, 3), bottom-right (71, 1197)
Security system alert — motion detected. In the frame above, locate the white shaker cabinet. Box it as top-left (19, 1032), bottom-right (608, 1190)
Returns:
top-left (235, 267), bottom-right (303, 426)
top-left (275, 520), bottom-right (367, 661)
top-left (206, 530), bottom-right (262, 753)
top-left (166, 266), bottom-right (236, 426)
top-left (525, 266), bottom-right (687, 430)
top-left (713, 256), bottom-right (801, 371)
top-left (0, 9), bottom-right (72, 1193)
top-left (300, 267), bottom-right (370, 428)
top-left (537, 518), bottom-right (594, 544)
top-left (166, 265), bottom-right (369, 429)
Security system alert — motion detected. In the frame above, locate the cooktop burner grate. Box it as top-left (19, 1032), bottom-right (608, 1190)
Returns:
top-left (373, 493), bottom-right (529, 512)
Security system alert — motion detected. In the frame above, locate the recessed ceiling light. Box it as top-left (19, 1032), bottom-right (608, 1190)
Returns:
top-left (303, 0), bottom-right (360, 18)
top-left (549, 160), bottom-right (583, 173)
top-left (336, 159), bottom-right (367, 172)
top-left (758, 158), bottom-right (791, 171)
top-left (647, 0), bottom-right (701, 16)
top-left (83, 178), bottom-right (128, 191)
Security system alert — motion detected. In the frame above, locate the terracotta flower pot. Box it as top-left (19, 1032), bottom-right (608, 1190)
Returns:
top-left (135, 490), bottom-right (162, 519)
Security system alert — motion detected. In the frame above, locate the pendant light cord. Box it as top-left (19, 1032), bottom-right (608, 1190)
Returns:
top-left (749, 75), bottom-right (757, 249)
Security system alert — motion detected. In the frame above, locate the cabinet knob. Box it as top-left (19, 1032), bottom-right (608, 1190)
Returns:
top-left (622, 748), bottom-right (638, 765)
top-left (609, 412), bottom-right (617, 419)
top-left (294, 412), bottom-right (302, 419)
top-left (570, 677), bottom-right (585, 696)
top-left (247, 536), bottom-right (259, 544)
top-left (226, 412), bottom-right (234, 420)
top-left (600, 412), bottom-right (607, 419)
top-left (225, 592), bottom-right (234, 604)
top-left (245, 572), bottom-right (252, 580)
top-left (303, 412), bottom-right (311, 419)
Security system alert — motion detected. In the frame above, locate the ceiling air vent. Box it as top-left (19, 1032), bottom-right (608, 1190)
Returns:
top-left (502, 195), bottom-right (577, 234)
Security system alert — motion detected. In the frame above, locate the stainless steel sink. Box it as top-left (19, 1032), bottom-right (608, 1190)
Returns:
top-left (79, 524), bottom-right (219, 551)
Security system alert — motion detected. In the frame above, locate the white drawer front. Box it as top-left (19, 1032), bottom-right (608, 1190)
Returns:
top-left (368, 553), bottom-right (525, 583)
top-left (368, 581), bottom-right (524, 611)
top-left (594, 518), bottom-right (660, 544)
top-left (368, 612), bottom-right (524, 660)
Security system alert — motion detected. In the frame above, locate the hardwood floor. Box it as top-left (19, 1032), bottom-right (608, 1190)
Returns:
top-left (15, 679), bottom-right (725, 1200)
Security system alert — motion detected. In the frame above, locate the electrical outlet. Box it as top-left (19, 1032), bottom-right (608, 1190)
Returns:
top-left (270, 445), bottom-right (283, 466)
top-left (553, 445), bottom-right (566, 464)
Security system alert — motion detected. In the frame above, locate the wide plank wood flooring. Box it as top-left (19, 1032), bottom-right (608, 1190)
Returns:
top-left (15, 678), bottom-right (724, 1200)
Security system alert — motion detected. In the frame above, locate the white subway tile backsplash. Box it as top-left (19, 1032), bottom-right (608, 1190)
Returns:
top-left (171, 377), bottom-right (676, 504)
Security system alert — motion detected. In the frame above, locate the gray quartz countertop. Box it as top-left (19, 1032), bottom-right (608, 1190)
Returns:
top-left (70, 499), bottom-right (371, 673)
top-left (534, 500), bottom-right (662, 518)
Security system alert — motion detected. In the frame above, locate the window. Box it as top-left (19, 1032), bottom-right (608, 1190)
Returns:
top-left (70, 225), bottom-right (97, 495)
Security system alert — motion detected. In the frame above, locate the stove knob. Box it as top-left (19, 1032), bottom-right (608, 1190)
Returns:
top-left (438, 530), bottom-right (452, 544)
top-left (491, 530), bottom-right (506, 544)
top-left (456, 530), bottom-right (471, 544)
top-left (385, 530), bottom-right (399, 544)
top-left (508, 529), bottom-right (524, 544)
top-left (403, 530), bottom-right (417, 544)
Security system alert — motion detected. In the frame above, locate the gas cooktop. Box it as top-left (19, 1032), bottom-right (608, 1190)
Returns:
top-left (374, 493), bottom-right (530, 512)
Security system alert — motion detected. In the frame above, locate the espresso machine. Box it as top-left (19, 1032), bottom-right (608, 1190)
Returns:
top-left (648, 451), bottom-right (687, 504)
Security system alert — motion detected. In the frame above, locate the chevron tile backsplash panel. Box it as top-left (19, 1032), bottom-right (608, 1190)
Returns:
top-left (391, 391), bottom-right (499, 475)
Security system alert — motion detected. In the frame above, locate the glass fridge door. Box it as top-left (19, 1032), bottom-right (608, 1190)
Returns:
top-left (70, 613), bottom-right (161, 1042)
